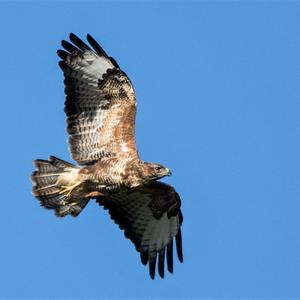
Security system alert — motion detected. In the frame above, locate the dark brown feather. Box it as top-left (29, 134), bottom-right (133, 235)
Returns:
top-left (69, 33), bottom-right (91, 51)
top-left (57, 34), bottom-right (137, 164)
top-left (57, 49), bottom-right (69, 60)
top-left (176, 228), bottom-right (183, 263)
top-left (95, 181), bottom-right (183, 279)
top-left (158, 248), bottom-right (165, 278)
top-left (86, 34), bottom-right (109, 57)
top-left (61, 40), bottom-right (78, 53)
top-left (149, 252), bottom-right (157, 280)
top-left (167, 239), bottom-right (174, 273)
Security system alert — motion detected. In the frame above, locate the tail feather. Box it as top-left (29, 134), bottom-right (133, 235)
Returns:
top-left (31, 156), bottom-right (89, 217)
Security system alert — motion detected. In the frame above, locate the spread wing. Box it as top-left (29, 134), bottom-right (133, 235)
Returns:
top-left (57, 33), bottom-right (137, 165)
top-left (95, 182), bottom-right (183, 279)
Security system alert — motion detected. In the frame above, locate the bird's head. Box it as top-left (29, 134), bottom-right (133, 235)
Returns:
top-left (144, 162), bottom-right (172, 181)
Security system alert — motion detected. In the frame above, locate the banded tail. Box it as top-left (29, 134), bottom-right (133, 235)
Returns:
top-left (31, 156), bottom-right (89, 217)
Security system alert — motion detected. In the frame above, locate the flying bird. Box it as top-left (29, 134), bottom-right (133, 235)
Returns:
top-left (31, 33), bottom-right (183, 279)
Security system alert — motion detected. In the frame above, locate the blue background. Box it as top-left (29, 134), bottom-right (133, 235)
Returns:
top-left (0, 1), bottom-right (299, 298)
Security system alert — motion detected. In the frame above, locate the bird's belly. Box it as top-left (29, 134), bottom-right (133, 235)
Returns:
top-left (83, 166), bottom-right (135, 194)
top-left (86, 179), bottom-right (121, 194)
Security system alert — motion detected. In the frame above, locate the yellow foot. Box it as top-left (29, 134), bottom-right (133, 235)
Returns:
top-left (59, 181), bottom-right (82, 197)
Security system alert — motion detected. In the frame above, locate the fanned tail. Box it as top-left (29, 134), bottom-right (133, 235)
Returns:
top-left (31, 156), bottom-right (89, 217)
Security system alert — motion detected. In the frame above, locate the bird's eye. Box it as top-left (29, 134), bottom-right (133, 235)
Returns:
top-left (155, 166), bottom-right (162, 171)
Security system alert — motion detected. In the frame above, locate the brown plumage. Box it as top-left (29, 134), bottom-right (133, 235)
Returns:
top-left (31, 33), bottom-right (183, 279)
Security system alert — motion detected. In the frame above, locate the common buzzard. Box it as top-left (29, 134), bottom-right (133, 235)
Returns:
top-left (31, 34), bottom-right (183, 279)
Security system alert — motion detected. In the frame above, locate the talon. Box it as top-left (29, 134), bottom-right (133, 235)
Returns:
top-left (59, 181), bottom-right (82, 197)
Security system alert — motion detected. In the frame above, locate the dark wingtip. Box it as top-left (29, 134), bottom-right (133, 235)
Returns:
top-left (176, 229), bottom-right (183, 263)
top-left (58, 60), bottom-right (67, 71)
top-left (86, 33), bottom-right (111, 58)
top-left (57, 49), bottom-right (68, 60)
top-left (158, 249), bottom-right (165, 279)
top-left (149, 254), bottom-right (157, 280)
top-left (167, 239), bottom-right (174, 273)
top-left (140, 251), bottom-right (148, 266)
top-left (69, 32), bottom-right (77, 41)
top-left (109, 56), bottom-right (120, 68)
top-left (69, 33), bottom-right (91, 51)
top-left (179, 210), bottom-right (183, 225)
top-left (61, 39), bottom-right (77, 53)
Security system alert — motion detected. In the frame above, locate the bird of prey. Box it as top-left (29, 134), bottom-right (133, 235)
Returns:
top-left (31, 33), bottom-right (183, 279)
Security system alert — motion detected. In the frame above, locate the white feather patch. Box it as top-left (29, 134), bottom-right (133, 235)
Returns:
top-left (56, 168), bottom-right (80, 186)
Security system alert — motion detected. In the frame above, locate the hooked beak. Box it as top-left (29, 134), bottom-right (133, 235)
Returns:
top-left (165, 168), bottom-right (172, 176)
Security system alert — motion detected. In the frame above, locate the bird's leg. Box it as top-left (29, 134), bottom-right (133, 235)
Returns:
top-left (84, 184), bottom-right (106, 198)
top-left (59, 181), bottom-right (82, 197)
top-left (85, 191), bottom-right (103, 198)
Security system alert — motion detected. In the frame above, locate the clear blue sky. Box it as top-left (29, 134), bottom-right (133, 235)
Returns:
top-left (0, 1), bottom-right (299, 298)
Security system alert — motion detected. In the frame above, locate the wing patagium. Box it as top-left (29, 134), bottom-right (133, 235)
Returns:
top-left (96, 182), bottom-right (183, 279)
top-left (58, 33), bottom-right (137, 165)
